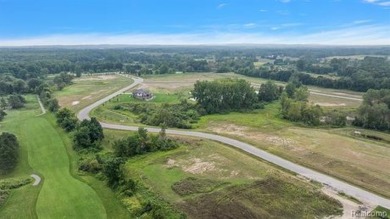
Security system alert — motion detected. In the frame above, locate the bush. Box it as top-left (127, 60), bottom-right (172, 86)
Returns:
top-left (0, 132), bottom-right (19, 174)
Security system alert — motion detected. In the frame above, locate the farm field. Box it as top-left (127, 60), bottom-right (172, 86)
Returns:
top-left (92, 72), bottom-right (390, 199)
top-left (103, 129), bottom-right (343, 218)
top-left (55, 74), bottom-right (133, 112)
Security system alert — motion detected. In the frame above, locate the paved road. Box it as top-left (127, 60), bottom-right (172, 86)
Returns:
top-left (78, 75), bottom-right (390, 209)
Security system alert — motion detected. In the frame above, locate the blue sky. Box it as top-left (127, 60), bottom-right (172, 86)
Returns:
top-left (0, 0), bottom-right (389, 45)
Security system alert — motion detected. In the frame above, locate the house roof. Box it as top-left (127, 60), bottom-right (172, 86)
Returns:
top-left (133, 89), bottom-right (152, 95)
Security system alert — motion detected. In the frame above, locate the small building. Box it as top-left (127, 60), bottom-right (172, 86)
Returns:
top-left (132, 89), bottom-right (153, 100)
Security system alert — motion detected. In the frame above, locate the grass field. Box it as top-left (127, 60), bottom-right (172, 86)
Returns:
top-left (142, 72), bottom-right (363, 108)
top-left (104, 129), bottom-right (342, 218)
top-left (22, 115), bottom-right (106, 218)
top-left (92, 72), bottom-right (389, 200)
top-left (55, 74), bottom-right (133, 112)
top-left (0, 95), bottom-right (110, 218)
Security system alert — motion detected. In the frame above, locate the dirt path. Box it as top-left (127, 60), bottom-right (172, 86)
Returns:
top-left (322, 186), bottom-right (374, 219)
top-left (30, 174), bottom-right (41, 186)
top-left (36, 95), bottom-right (46, 115)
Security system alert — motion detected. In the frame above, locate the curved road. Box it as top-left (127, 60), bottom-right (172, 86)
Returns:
top-left (78, 75), bottom-right (390, 209)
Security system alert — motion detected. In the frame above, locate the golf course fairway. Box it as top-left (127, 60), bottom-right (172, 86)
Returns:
top-left (20, 115), bottom-right (106, 219)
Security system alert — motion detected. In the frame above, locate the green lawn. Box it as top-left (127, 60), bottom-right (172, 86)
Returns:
top-left (0, 95), bottom-right (111, 219)
top-left (21, 116), bottom-right (106, 218)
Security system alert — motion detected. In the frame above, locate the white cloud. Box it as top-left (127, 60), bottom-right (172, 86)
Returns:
top-left (353, 19), bottom-right (372, 24)
top-left (217, 3), bottom-right (227, 9)
top-left (0, 25), bottom-right (388, 46)
top-left (378, 1), bottom-right (390, 6)
top-left (363, 0), bottom-right (390, 7)
top-left (244, 23), bottom-right (256, 28)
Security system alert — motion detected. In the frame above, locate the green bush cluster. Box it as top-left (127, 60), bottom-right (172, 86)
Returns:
top-left (118, 101), bottom-right (200, 129)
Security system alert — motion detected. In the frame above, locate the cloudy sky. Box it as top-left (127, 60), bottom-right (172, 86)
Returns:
top-left (0, 0), bottom-right (389, 46)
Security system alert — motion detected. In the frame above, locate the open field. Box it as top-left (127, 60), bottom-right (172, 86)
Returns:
top-left (202, 120), bottom-right (390, 198)
top-left (55, 74), bottom-right (133, 112)
top-left (142, 72), bottom-right (363, 108)
top-left (103, 129), bottom-right (342, 218)
top-left (92, 72), bottom-right (389, 200)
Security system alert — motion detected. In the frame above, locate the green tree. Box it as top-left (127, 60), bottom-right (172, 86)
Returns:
top-left (102, 157), bottom-right (124, 188)
top-left (73, 118), bottom-right (104, 150)
top-left (56, 108), bottom-right (78, 132)
top-left (7, 95), bottom-right (25, 109)
top-left (192, 78), bottom-right (258, 114)
top-left (0, 109), bottom-right (6, 121)
top-left (354, 89), bottom-right (390, 131)
top-left (0, 132), bottom-right (19, 174)
top-left (0, 98), bottom-right (7, 110)
top-left (258, 81), bottom-right (281, 102)
top-left (47, 98), bottom-right (60, 112)
top-left (294, 86), bottom-right (309, 101)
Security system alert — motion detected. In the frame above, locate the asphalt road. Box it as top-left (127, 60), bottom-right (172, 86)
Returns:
top-left (78, 75), bottom-right (390, 209)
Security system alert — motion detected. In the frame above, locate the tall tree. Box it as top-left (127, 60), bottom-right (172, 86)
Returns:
top-left (0, 132), bottom-right (19, 174)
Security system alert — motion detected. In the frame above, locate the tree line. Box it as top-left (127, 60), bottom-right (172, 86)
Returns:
top-left (353, 89), bottom-right (390, 131)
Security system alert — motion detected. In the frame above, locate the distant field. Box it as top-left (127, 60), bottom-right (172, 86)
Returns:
top-left (103, 129), bottom-right (342, 218)
top-left (55, 74), bottom-right (133, 112)
top-left (142, 72), bottom-right (363, 109)
top-left (325, 55), bottom-right (387, 60)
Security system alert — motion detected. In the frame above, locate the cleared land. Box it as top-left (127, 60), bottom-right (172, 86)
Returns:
top-left (91, 72), bottom-right (389, 199)
top-left (104, 129), bottom-right (342, 218)
top-left (55, 74), bottom-right (133, 112)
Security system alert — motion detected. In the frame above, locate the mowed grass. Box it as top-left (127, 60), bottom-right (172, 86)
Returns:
top-left (55, 74), bottom-right (133, 112)
top-left (0, 95), bottom-right (41, 218)
top-left (196, 102), bottom-right (291, 131)
top-left (104, 130), bottom-right (342, 218)
top-left (0, 95), bottom-right (109, 218)
top-left (20, 115), bottom-right (106, 218)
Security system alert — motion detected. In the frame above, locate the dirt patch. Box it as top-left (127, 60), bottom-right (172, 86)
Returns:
top-left (75, 75), bottom-right (118, 81)
top-left (211, 124), bottom-right (248, 137)
top-left (82, 95), bottom-right (92, 100)
top-left (182, 158), bottom-right (216, 174)
top-left (314, 102), bottom-right (347, 107)
top-left (209, 123), bottom-right (298, 151)
top-left (322, 186), bottom-right (374, 219)
top-left (72, 101), bottom-right (80, 106)
top-left (166, 158), bottom-right (177, 168)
